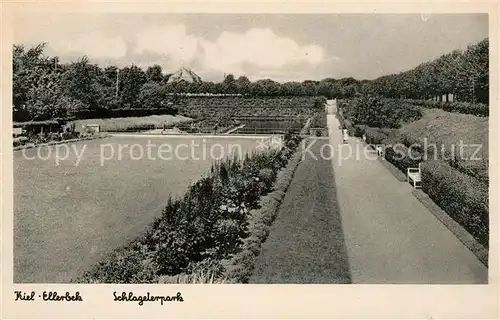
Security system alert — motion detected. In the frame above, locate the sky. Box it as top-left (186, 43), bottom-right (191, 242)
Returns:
top-left (14, 13), bottom-right (488, 83)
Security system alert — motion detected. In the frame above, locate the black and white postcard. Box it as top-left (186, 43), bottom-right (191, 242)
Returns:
top-left (1, 1), bottom-right (498, 319)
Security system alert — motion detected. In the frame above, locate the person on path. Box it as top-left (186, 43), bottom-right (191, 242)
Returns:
top-left (342, 128), bottom-right (348, 144)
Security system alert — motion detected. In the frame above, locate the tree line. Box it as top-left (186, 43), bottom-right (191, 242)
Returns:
top-left (12, 43), bottom-right (358, 122)
top-left (360, 38), bottom-right (489, 104)
top-left (13, 38), bottom-right (488, 122)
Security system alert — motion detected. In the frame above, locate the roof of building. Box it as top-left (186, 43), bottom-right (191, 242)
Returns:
top-left (166, 67), bottom-right (202, 84)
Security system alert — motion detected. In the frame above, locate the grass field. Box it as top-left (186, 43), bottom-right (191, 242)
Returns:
top-left (400, 108), bottom-right (489, 159)
top-left (73, 114), bottom-right (193, 132)
top-left (249, 139), bottom-right (351, 283)
top-left (14, 136), bottom-right (264, 283)
top-left (399, 108), bottom-right (488, 183)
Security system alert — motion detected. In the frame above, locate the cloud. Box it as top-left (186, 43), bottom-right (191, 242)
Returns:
top-left (33, 21), bottom-right (336, 81)
top-left (200, 28), bottom-right (325, 73)
top-left (246, 56), bottom-right (345, 83)
top-left (134, 24), bottom-right (199, 64)
top-left (50, 32), bottom-right (127, 59)
top-left (132, 24), bottom-right (329, 78)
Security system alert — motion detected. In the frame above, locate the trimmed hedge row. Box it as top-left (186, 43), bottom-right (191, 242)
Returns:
top-left (406, 99), bottom-right (488, 117)
top-left (421, 160), bottom-right (489, 247)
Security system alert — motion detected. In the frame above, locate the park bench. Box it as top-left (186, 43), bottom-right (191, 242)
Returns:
top-left (407, 162), bottom-right (422, 189)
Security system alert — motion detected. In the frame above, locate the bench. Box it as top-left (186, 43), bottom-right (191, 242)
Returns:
top-left (407, 162), bottom-right (422, 189)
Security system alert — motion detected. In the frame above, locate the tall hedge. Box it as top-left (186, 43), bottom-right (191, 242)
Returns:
top-left (421, 160), bottom-right (489, 247)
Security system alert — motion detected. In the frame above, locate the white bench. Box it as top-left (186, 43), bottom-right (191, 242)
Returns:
top-left (407, 163), bottom-right (422, 188)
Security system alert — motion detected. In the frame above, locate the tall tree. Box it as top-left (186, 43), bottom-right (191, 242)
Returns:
top-left (251, 79), bottom-right (281, 96)
top-left (146, 65), bottom-right (164, 83)
top-left (139, 82), bottom-right (169, 109)
top-left (13, 43), bottom-right (50, 118)
top-left (235, 76), bottom-right (251, 95)
top-left (301, 80), bottom-right (318, 96)
top-left (61, 56), bottom-right (101, 111)
top-left (119, 65), bottom-right (147, 108)
top-left (221, 74), bottom-right (237, 94)
top-left (317, 80), bottom-right (335, 98)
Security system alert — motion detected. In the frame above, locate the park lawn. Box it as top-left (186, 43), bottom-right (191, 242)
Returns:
top-left (400, 108), bottom-right (488, 159)
top-left (73, 114), bottom-right (193, 132)
top-left (14, 136), bottom-right (263, 283)
top-left (249, 138), bottom-right (351, 283)
top-left (399, 108), bottom-right (488, 183)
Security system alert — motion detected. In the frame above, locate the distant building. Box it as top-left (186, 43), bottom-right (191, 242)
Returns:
top-left (166, 67), bottom-right (203, 84)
